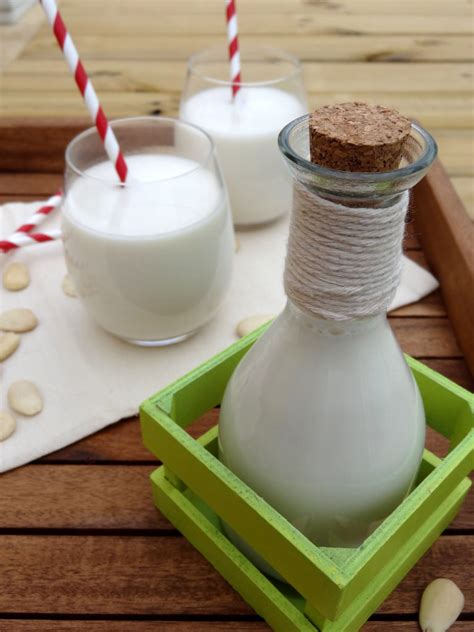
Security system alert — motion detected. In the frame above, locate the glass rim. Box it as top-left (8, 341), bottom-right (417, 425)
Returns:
top-left (278, 115), bottom-right (438, 184)
top-left (187, 44), bottom-right (303, 88)
top-left (65, 115), bottom-right (217, 186)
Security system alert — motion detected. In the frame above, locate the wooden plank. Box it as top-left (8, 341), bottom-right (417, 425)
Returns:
top-left (414, 160), bottom-right (474, 373)
top-left (1, 622), bottom-right (472, 632)
top-left (54, 0), bottom-right (474, 17)
top-left (379, 535), bottom-right (474, 614)
top-left (4, 60), bottom-right (473, 94)
top-left (0, 458), bottom-right (470, 531)
top-left (365, 625), bottom-right (472, 631)
top-left (390, 318), bottom-right (462, 357)
top-left (0, 622), bottom-right (471, 632)
top-left (0, 119), bottom-right (89, 174)
top-left (0, 624), bottom-right (270, 632)
top-left (0, 535), bottom-right (471, 614)
top-left (422, 359), bottom-right (473, 391)
top-left (18, 13), bottom-right (471, 35)
top-left (40, 416), bottom-right (151, 462)
top-left (21, 31), bottom-right (474, 62)
top-left (0, 92), bottom-right (178, 121)
top-left (0, 464), bottom-right (166, 531)
top-left (0, 173), bottom-right (64, 194)
top-left (1, 91), bottom-right (473, 131)
top-left (390, 289), bottom-right (446, 317)
top-left (435, 130), bottom-right (474, 177)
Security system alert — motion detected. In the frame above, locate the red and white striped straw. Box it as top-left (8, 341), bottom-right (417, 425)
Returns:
top-left (38, 0), bottom-right (129, 183)
top-left (12, 190), bottom-right (62, 235)
top-left (0, 229), bottom-right (61, 254)
top-left (226, 0), bottom-right (241, 97)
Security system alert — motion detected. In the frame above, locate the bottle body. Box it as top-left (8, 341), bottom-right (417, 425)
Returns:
top-left (218, 301), bottom-right (425, 568)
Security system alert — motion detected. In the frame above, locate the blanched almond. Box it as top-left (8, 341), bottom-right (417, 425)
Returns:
top-left (8, 380), bottom-right (43, 416)
top-left (419, 578), bottom-right (464, 632)
top-left (3, 262), bottom-right (30, 291)
top-left (0, 332), bottom-right (20, 361)
top-left (0, 410), bottom-right (16, 441)
top-left (236, 314), bottom-right (274, 338)
top-left (0, 308), bottom-right (37, 333)
top-left (62, 274), bottom-right (77, 297)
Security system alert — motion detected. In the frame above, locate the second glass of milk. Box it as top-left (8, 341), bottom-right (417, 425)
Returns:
top-left (180, 46), bottom-right (307, 226)
top-left (62, 117), bottom-right (234, 346)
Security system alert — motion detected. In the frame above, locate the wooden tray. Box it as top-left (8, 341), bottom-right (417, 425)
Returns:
top-left (0, 118), bottom-right (472, 632)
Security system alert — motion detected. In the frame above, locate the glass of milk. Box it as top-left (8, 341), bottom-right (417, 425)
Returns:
top-left (62, 116), bottom-right (234, 346)
top-left (180, 46), bottom-right (307, 226)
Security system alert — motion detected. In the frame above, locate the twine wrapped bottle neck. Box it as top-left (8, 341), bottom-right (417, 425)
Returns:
top-left (283, 181), bottom-right (409, 321)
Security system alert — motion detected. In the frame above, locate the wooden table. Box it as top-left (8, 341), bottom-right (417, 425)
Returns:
top-left (0, 1), bottom-right (472, 630)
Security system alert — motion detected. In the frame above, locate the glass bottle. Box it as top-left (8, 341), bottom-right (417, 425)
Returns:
top-left (218, 115), bottom-right (437, 577)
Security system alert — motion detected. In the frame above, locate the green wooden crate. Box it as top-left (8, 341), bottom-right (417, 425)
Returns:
top-left (140, 324), bottom-right (473, 632)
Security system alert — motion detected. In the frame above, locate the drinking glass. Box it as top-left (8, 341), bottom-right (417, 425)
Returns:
top-left (62, 116), bottom-right (234, 346)
top-left (180, 46), bottom-right (307, 226)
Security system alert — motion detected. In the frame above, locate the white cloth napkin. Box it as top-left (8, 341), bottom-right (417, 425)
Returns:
top-left (0, 201), bottom-right (439, 472)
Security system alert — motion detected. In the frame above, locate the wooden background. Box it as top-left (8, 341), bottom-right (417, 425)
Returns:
top-left (0, 1), bottom-right (473, 630)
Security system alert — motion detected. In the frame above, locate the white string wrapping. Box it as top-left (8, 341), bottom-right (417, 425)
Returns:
top-left (284, 183), bottom-right (410, 320)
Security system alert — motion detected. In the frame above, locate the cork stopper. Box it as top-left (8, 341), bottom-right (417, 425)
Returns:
top-left (309, 102), bottom-right (411, 172)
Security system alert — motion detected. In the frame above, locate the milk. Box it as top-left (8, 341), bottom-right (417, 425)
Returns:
top-left (180, 87), bottom-right (306, 225)
top-left (219, 303), bottom-right (425, 578)
top-left (62, 153), bottom-right (234, 344)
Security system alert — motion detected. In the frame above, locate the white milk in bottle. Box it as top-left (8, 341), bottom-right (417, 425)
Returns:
top-left (180, 86), bottom-right (306, 225)
top-left (62, 152), bottom-right (234, 344)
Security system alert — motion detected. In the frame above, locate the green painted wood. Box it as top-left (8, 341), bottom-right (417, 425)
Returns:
top-left (406, 355), bottom-right (474, 446)
top-left (141, 403), bottom-right (347, 619)
top-left (306, 478), bottom-right (470, 631)
top-left (140, 329), bottom-right (473, 631)
top-left (152, 468), bottom-right (315, 632)
top-left (152, 462), bottom-right (469, 632)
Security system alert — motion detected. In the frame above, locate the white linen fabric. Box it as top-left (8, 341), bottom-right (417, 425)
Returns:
top-left (0, 201), bottom-right (438, 472)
